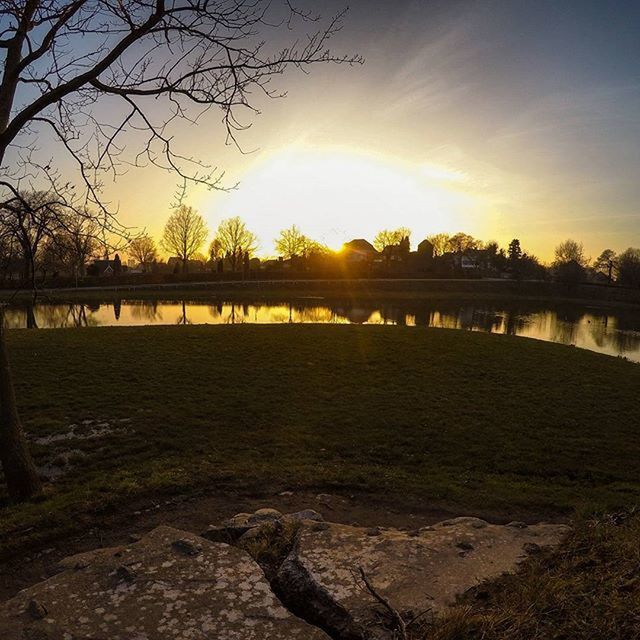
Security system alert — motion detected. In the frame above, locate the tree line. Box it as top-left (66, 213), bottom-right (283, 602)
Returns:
top-left (2, 197), bottom-right (639, 288)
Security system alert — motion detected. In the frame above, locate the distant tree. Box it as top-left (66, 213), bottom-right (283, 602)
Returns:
top-left (214, 217), bottom-right (258, 270)
top-left (447, 232), bottom-right (481, 253)
top-left (0, 234), bottom-right (18, 281)
top-left (508, 239), bottom-right (522, 263)
top-left (617, 248), bottom-right (640, 288)
top-left (302, 239), bottom-right (331, 257)
top-left (593, 249), bottom-right (618, 282)
top-left (128, 235), bottom-right (158, 272)
top-left (275, 225), bottom-right (308, 259)
top-left (485, 241), bottom-right (507, 271)
top-left (208, 238), bottom-right (224, 264)
top-left (519, 253), bottom-right (547, 280)
top-left (426, 233), bottom-right (451, 257)
top-left (554, 239), bottom-right (588, 267)
top-left (373, 227), bottom-right (411, 252)
top-left (0, 191), bottom-right (61, 287)
top-left (162, 206), bottom-right (208, 273)
top-left (57, 213), bottom-right (102, 283)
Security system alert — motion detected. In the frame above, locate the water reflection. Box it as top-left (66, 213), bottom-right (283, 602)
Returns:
top-left (4, 299), bottom-right (640, 362)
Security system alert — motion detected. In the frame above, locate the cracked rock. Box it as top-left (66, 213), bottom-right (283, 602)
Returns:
top-left (0, 525), bottom-right (329, 640)
top-left (273, 517), bottom-right (569, 639)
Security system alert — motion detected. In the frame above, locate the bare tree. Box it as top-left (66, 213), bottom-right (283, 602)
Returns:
top-left (275, 224), bottom-right (308, 259)
top-left (214, 216), bottom-right (257, 270)
top-left (426, 233), bottom-right (451, 257)
top-left (0, 191), bottom-right (61, 288)
top-left (618, 248), bottom-right (640, 288)
top-left (0, 2), bottom-right (360, 213)
top-left (208, 237), bottom-right (223, 263)
top-left (554, 239), bottom-right (588, 267)
top-left (446, 232), bottom-right (481, 253)
top-left (57, 211), bottom-right (102, 284)
top-left (128, 234), bottom-right (158, 272)
top-left (373, 227), bottom-right (411, 252)
top-left (0, 1), bottom-right (359, 501)
top-left (162, 205), bottom-right (208, 272)
top-left (0, 231), bottom-right (17, 281)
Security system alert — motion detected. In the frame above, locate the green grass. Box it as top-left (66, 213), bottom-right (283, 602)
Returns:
top-left (2, 325), bottom-right (640, 555)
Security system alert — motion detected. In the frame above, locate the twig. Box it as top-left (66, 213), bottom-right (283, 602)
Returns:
top-left (358, 566), bottom-right (408, 640)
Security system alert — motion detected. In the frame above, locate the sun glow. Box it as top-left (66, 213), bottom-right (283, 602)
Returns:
top-left (203, 147), bottom-right (481, 255)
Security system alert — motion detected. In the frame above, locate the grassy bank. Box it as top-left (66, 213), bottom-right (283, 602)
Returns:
top-left (1, 325), bottom-right (640, 555)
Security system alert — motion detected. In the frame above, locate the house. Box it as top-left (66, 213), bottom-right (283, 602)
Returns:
top-left (341, 239), bottom-right (378, 262)
top-left (409, 238), bottom-right (435, 272)
top-left (89, 255), bottom-right (122, 277)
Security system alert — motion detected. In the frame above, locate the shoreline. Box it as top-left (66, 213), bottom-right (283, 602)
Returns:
top-left (1, 277), bottom-right (639, 311)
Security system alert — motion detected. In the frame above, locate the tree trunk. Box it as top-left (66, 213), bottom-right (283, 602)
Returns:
top-left (0, 308), bottom-right (42, 502)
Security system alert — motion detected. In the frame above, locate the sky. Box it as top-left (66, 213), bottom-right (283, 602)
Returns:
top-left (99, 0), bottom-right (640, 261)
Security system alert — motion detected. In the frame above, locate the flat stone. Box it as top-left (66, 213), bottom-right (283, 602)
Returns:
top-left (0, 525), bottom-right (329, 640)
top-left (275, 517), bottom-right (569, 638)
top-left (247, 508), bottom-right (283, 524)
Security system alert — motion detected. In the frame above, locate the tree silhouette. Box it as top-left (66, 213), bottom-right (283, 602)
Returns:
top-left (56, 211), bottom-right (102, 285)
top-left (128, 235), bottom-right (158, 272)
top-left (162, 206), bottom-right (208, 273)
top-left (213, 217), bottom-right (257, 270)
top-left (594, 249), bottom-right (618, 282)
top-left (373, 227), bottom-right (411, 252)
top-left (275, 225), bottom-right (308, 259)
top-left (554, 239), bottom-right (589, 267)
top-left (618, 248), bottom-right (640, 288)
top-left (508, 239), bottom-right (522, 263)
top-left (208, 238), bottom-right (224, 264)
top-left (447, 232), bottom-right (481, 253)
top-left (426, 233), bottom-right (451, 257)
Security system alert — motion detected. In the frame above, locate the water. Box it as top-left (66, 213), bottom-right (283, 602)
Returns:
top-left (5, 298), bottom-right (640, 362)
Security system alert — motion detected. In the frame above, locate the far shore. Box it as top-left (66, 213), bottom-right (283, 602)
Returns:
top-left (1, 277), bottom-right (640, 310)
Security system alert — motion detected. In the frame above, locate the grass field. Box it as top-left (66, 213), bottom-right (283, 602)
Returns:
top-left (2, 325), bottom-right (640, 556)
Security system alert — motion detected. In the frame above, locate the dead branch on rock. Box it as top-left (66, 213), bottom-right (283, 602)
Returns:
top-left (357, 566), bottom-right (408, 640)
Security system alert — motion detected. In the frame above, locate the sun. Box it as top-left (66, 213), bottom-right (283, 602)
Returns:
top-left (203, 146), bottom-right (479, 255)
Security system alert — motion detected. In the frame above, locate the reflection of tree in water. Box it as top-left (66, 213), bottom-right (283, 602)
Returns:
top-left (547, 315), bottom-right (581, 345)
top-left (30, 304), bottom-right (98, 328)
top-left (296, 306), bottom-right (336, 323)
top-left (68, 305), bottom-right (89, 328)
top-left (502, 310), bottom-right (534, 336)
top-left (177, 300), bottom-right (190, 325)
top-left (223, 302), bottom-right (245, 324)
top-left (113, 299), bottom-right (122, 321)
top-left (586, 313), bottom-right (610, 348)
top-left (25, 303), bottom-right (38, 329)
top-left (2, 309), bottom-right (26, 329)
top-left (609, 327), bottom-right (640, 356)
top-left (129, 301), bottom-right (162, 323)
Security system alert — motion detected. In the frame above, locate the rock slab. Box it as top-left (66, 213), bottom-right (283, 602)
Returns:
top-left (0, 525), bottom-right (329, 640)
top-left (275, 516), bottom-right (570, 638)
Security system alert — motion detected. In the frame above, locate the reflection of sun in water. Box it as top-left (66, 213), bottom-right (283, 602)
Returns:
top-left (204, 146), bottom-right (479, 254)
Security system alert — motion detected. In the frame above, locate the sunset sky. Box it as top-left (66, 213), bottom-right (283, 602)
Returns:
top-left (104, 0), bottom-right (640, 261)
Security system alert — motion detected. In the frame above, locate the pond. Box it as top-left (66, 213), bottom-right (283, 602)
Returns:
top-left (5, 297), bottom-right (640, 362)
